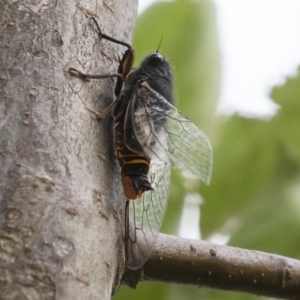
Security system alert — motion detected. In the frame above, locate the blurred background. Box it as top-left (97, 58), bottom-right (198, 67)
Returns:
top-left (114, 0), bottom-right (300, 299)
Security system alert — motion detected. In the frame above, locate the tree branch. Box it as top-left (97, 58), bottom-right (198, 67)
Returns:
top-left (123, 234), bottom-right (300, 299)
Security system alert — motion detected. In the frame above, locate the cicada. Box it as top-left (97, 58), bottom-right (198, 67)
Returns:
top-left (70, 18), bottom-right (213, 270)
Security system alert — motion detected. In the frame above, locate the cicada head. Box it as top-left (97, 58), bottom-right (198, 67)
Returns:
top-left (128, 52), bottom-right (174, 104)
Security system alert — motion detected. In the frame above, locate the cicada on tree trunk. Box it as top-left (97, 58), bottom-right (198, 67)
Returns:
top-left (70, 18), bottom-right (213, 270)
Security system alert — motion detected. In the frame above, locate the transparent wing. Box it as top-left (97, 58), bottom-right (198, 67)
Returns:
top-left (125, 83), bottom-right (213, 269)
top-left (134, 83), bottom-right (213, 184)
top-left (126, 158), bottom-right (171, 269)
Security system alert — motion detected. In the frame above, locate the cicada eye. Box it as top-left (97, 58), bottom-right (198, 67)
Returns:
top-left (149, 53), bottom-right (164, 65)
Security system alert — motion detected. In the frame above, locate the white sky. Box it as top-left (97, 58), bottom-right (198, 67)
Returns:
top-left (138, 0), bottom-right (300, 117)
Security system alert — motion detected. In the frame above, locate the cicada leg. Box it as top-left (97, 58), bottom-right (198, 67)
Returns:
top-left (69, 68), bottom-right (121, 119)
top-left (69, 68), bottom-right (122, 81)
top-left (90, 17), bottom-right (135, 96)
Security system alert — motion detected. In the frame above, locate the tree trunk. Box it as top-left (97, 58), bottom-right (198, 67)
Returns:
top-left (0, 1), bottom-right (137, 299)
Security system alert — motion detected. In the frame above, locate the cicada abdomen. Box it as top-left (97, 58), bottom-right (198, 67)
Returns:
top-left (114, 101), bottom-right (153, 200)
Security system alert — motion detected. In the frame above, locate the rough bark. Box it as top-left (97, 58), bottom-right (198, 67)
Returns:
top-left (0, 1), bottom-right (137, 299)
top-left (123, 234), bottom-right (300, 299)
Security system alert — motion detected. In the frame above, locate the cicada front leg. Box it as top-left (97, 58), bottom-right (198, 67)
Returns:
top-left (69, 69), bottom-right (122, 118)
top-left (69, 18), bottom-right (135, 118)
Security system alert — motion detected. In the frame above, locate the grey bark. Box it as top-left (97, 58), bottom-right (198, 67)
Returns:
top-left (0, 1), bottom-right (137, 299)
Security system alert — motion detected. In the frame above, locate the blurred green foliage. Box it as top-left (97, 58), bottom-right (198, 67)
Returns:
top-left (113, 0), bottom-right (300, 299)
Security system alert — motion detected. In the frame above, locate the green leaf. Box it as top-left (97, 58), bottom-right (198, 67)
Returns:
top-left (202, 69), bottom-right (300, 262)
